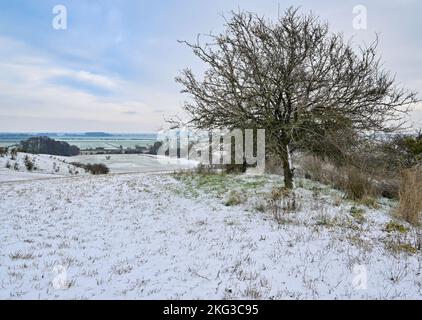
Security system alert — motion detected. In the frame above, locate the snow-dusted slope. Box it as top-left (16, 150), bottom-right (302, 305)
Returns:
top-left (0, 152), bottom-right (87, 182)
top-left (0, 173), bottom-right (420, 299)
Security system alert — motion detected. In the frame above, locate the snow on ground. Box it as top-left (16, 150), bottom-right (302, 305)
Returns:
top-left (0, 172), bottom-right (420, 299)
top-left (0, 152), bottom-right (197, 183)
top-left (0, 152), bottom-right (87, 183)
top-left (65, 154), bottom-right (198, 174)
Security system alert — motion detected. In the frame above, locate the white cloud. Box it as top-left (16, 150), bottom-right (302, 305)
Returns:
top-left (0, 37), bottom-right (181, 132)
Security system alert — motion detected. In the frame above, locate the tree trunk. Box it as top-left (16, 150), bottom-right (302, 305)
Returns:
top-left (281, 143), bottom-right (295, 189)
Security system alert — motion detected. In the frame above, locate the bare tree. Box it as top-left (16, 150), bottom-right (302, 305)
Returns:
top-left (176, 7), bottom-right (417, 189)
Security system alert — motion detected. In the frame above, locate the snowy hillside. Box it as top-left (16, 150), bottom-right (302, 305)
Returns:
top-left (0, 172), bottom-right (420, 299)
top-left (0, 152), bottom-right (87, 183)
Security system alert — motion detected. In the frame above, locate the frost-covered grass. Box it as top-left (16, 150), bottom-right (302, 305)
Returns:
top-left (0, 172), bottom-right (420, 299)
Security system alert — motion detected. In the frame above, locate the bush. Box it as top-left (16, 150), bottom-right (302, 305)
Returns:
top-left (299, 155), bottom-right (343, 188)
top-left (85, 163), bottom-right (109, 175)
top-left (0, 147), bottom-right (6, 157)
top-left (300, 155), bottom-right (379, 201)
top-left (24, 155), bottom-right (34, 171)
top-left (10, 149), bottom-right (17, 160)
top-left (70, 162), bottom-right (109, 175)
top-left (396, 167), bottom-right (422, 225)
top-left (5, 161), bottom-right (11, 169)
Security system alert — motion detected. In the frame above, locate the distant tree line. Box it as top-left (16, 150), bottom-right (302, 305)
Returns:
top-left (19, 136), bottom-right (80, 156)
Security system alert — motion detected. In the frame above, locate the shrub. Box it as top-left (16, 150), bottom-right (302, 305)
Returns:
top-left (5, 161), bottom-right (11, 169)
top-left (70, 162), bottom-right (85, 169)
top-left (24, 155), bottom-right (34, 171)
top-left (300, 155), bottom-right (384, 201)
top-left (396, 167), bottom-right (422, 225)
top-left (85, 163), bottom-right (110, 175)
top-left (10, 149), bottom-right (17, 160)
top-left (0, 147), bottom-right (6, 157)
top-left (299, 155), bottom-right (344, 189)
top-left (301, 155), bottom-right (325, 182)
top-left (13, 162), bottom-right (19, 171)
top-left (264, 155), bottom-right (283, 175)
top-left (70, 162), bottom-right (109, 175)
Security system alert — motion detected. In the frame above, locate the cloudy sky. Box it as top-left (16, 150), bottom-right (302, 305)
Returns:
top-left (0, 0), bottom-right (421, 132)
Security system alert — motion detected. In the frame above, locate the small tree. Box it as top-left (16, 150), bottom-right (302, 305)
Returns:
top-left (24, 155), bottom-right (34, 171)
top-left (176, 7), bottom-right (417, 189)
top-left (10, 149), bottom-right (18, 160)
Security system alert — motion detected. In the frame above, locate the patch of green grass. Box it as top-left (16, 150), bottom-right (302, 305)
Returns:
top-left (384, 240), bottom-right (418, 254)
top-left (172, 172), bottom-right (272, 201)
top-left (356, 196), bottom-right (380, 209)
top-left (384, 220), bottom-right (409, 234)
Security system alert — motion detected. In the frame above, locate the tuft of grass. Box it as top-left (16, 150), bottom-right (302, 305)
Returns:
top-left (358, 196), bottom-right (380, 209)
top-left (9, 252), bottom-right (34, 260)
top-left (349, 206), bottom-right (366, 224)
top-left (396, 168), bottom-right (422, 225)
top-left (267, 187), bottom-right (297, 223)
top-left (384, 240), bottom-right (418, 254)
top-left (314, 213), bottom-right (338, 228)
top-left (384, 220), bottom-right (409, 234)
top-left (254, 202), bottom-right (266, 212)
top-left (224, 190), bottom-right (245, 206)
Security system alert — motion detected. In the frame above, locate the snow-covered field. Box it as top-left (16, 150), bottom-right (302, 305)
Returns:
top-left (0, 152), bottom-right (197, 183)
top-left (0, 153), bottom-right (88, 183)
top-left (68, 154), bottom-right (198, 174)
top-left (0, 170), bottom-right (420, 299)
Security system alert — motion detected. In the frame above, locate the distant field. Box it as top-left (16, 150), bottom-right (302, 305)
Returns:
top-left (67, 154), bottom-right (198, 173)
top-left (0, 140), bottom-right (154, 149)
top-left (0, 133), bottom-right (157, 149)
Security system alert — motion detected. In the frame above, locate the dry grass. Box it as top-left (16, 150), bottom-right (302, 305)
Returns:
top-left (343, 166), bottom-right (374, 201)
top-left (267, 187), bottom-right (297, 223)
top-left (300, 155), bottom-right (376, 201)
top-left (396, 167), bottom-right (422, 225)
